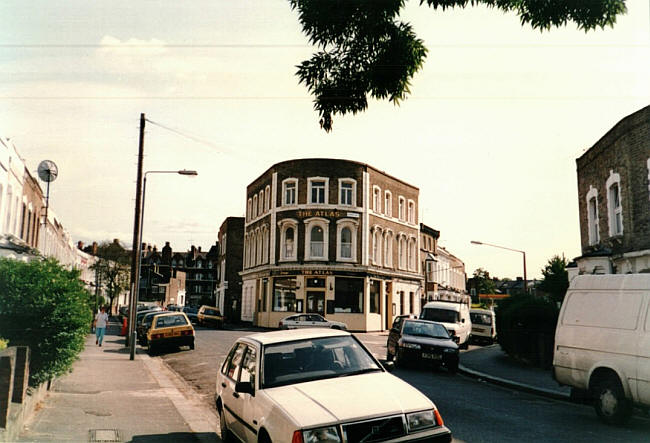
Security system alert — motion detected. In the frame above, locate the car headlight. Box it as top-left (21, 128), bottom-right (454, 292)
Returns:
top-left (400, 342), bottom-right (421, 349)
top-left (302, 426), bottom-right (341, 443)
top-left (406, 410), bottom-right (436, 432)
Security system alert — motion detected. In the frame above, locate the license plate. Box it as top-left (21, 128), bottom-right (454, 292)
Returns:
top-left (423, 353), bottom-right (442, 360)
top-left (173, 330), bottom-right (181, 336)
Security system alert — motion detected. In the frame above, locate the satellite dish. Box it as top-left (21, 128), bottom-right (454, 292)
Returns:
top-left (37, 160), bottom-right (58, 182)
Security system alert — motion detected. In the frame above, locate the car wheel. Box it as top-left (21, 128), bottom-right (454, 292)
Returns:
top-left (148, 343), bottom-right (156, 356)
top-left (593, 375), bottom-right (632, 425)
top-left (189, 341), bottom-right (195, 350)
top-left (219, 407), bottom-right (234, 442)
top-left (393, 350), bottom-right (401, 368)
top-left (386, 349), bottom-right (393, 362)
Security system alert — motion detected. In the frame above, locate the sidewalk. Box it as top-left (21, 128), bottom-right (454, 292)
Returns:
top-left (459, 344), bottom-right (571, 400)
top-left (17, 322), bottom-right (218, 442)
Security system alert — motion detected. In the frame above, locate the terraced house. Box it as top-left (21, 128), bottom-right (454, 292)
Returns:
top-left (241, 159), bottom-right (422, 332)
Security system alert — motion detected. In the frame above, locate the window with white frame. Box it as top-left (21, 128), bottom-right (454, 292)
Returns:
top-left (256, 229), bottom-right (263, 264)
top-left (398, 197), bottom-right (406, 221)
top-left (408, 200), bottom-right (415, 224)
top-left (259, 190), bottom-right (264, 215)
top-left (586, 186), bottom-right (599, 246)
top-left (283, 179), bottom-right (298, 206)
top-left (265, 185), bottom-right (270, 211)
top-left (372, 228), bottom-right (382, 265)
top-left (309, 178), bottom-right (328, 204)
top-left (278, 219), bottom-right (298, 261)
top-left (373, 186), bottom-right (381, 213)
top-left (384, 191), bottom-right (392, 217)
top-left (247, 199), bottom-right (252, 221)
top-left (339, 179), bottom-right (355, 206)
top-left (252, 195), bottom-right (258, 219)
top-left (244, 234), bottom-right (249, 268)
top-left (408, 237), bottom-right (416, 271)
top-left (398, 235), bottom-right (407, 270)
top-left (336, 219), bottom-right (358, 261)
top-left (262, 227), bottom-right (269, 263)
top-left (384, 231), bottom-right (393, 268)
top-left (305, 217), bottom-right (329, 260)
top-left (606, 171), bottom-right (623, 236)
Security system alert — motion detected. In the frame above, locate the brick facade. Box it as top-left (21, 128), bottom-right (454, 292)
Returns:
top-left (575, 105), bottom-right (650, 274)
top-left (216, 217), bottom-right (244, 322)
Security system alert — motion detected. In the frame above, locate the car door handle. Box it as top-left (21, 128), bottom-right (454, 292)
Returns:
top-left (233, 392), bottom-right (240, 398)
top-left (221, 383), bottom-right (226, 388)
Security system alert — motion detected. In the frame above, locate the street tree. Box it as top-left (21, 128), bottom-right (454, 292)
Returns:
top-left (289, 0), bottom-right (627, 131)
top-left (538, 254), bottom-right (569, 305)
top-left (91, 239), bottom-right (131, 314)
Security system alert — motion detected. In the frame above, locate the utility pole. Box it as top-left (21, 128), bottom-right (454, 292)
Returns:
top-left (126, 113), bottom-right (145, 360)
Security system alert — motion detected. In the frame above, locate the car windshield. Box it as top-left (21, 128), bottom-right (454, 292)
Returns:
top-left (402, 321), bottom-right (450, 339)
top-left (420, 308), bottom-right (459, 324)
top-left (471, 313), bottom-right (493, 325)
top-left (262, 336), bottom-right (381, 388)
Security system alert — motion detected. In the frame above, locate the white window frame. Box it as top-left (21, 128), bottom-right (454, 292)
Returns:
top-left (398, 234), bottom-right (407, 270)
top-left (259, 190), bottom-right (264, 215)
top-left (338, 178), bottom-right (356, 206)
top-left (252, 195), bottom-right (258, 219)
top-left (384, 230), bottom-right (393, 268)
top-left (408, 237), bottom-right (417, 271)
top-left (308, 177), bottom-right (329, 205)
top-left (304, 217), bottom-right (329, 261)
top-left (336, 219), bottom-right (359, 262)
top-left (282, 178), bottom-right (298, 206)
top-left (398, 196), bottom-right (406, 221)
top-left (586, 186), bottom-right (599, 246)
top-left (371, 226), bottom-right (382, 265)
top-left (407, 199), bottom-right (415, 224)
top-left (372, 186), bottom-right (381, 213)
top-left (265, 185), bottom-right (271, 212)
top-left (384, 191), bottom-right (392, 217)
top-left (278, 218), bottom-right (298, 262)
top-left (606, 171), bottom-right (623, 237)
top-left (247, 198), bottom-right (252, 222)
top-left (256, 228), bottom-right (263, 265)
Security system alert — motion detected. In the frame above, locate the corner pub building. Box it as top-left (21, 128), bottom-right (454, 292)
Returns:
top-left (241, 159), bottom-right (422, 332)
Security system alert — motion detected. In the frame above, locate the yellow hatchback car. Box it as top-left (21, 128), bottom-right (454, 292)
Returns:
top-left (197, 305), bottom-right (224, 329)
top-left (147, 312), bottom-right (195, 355)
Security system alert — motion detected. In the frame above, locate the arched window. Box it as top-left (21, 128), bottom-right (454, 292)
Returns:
top-left (263, 227), bottom-right (269, 263)
top-left (265, 185), bottom-right (271, 211)
top-left (285, 227), bottom-right (295, 259)
top-left (305, 217), bottom-right (329, 260)
top-left (408, 237), bottom-right (416, 271)
top-left (256, 229), bottom-right (263, 264)
top-left (371, 228), bottom-right (382, 265)
top-left (337, 219), bottom-right (357, 262)
top-left (252, 195), bottom-right (258, 219)
top-left (259, 190), bottom-right (264, 215)
top-left (606, 171), bottom-right (623, 236)
top-left (247, 199), bottom-right (252, 221)
top-left (196, 260), bottom-right (202, 268)
top-left (586, 186), bottom-right (599, 245)
top-left (384, 231), bottom-right (393, 268)
top-left (398, 235), bottom-right (407, 270)
top-left (278, 219), bottom-right (298, 262)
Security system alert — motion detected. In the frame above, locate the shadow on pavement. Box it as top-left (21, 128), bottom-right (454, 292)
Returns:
top-left (130, 432), bottom-right (219, 442)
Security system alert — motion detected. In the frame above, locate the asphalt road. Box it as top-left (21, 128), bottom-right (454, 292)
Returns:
top-left (158, 326), bottom-right (650, 443)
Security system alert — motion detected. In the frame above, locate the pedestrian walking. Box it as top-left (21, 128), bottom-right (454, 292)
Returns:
top-left (94, 306), bottom-right (109, 346)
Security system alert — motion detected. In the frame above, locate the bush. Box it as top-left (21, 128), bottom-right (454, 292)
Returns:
top-left (0, 258), bottom-right (92, 385)
top-left (496, 294), bottom-right (559, 368)
top-left (0, 337), bottom-right (7, 351)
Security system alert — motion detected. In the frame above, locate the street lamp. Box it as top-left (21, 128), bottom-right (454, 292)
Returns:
top-left (127, 169), bottom-right (198, 360)
top-left (470, 240), bottom-right (527, 294)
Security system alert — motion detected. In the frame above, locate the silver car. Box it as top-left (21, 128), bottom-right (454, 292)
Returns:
top-left (279, 313), bottom-right (347, 330)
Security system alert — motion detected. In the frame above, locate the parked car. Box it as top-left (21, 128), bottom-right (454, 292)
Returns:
top-left (137, 311), bottom-right (162, 346)
top-left (181, 306), bottom-right (199, 324)
top-left (387, 318), bottom-right (459, 373)
top-left (278, 313), bottom-right (348, 330)
top-left (146, 312), bottom-right (195, 355)
top-left (197, 305), bottom-right (224, 328)
top-left (216, 329), bottom-right (452, 443)
top-left (470, 308), bottom-right (497, 345)
top-left (133, 308), bottom-right (163, 329)
top-left (420, 300), bottom-right (472, 349)
top-left (553, 274), bottom-right (650, 425)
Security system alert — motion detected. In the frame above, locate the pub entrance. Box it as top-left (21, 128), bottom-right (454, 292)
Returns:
top-left (305, 277), bottom-right (326, 317)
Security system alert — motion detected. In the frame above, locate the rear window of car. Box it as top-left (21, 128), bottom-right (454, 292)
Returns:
top-left (155, 315), bottom-right (189, 328)
top-left (204, 309), bottom-right (220, 316)
top-left (421, 308), bottom-right (459, 323)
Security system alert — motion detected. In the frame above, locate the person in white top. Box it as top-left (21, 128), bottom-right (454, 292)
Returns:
top-left (94, 306), bottom-right (109, 346)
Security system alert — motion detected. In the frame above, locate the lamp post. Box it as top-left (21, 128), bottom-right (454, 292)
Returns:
top-left (127, 169), bottom-right (198, 360)
top-left (470, 240), bottom-right (527, 294)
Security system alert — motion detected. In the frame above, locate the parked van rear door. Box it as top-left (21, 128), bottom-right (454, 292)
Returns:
top-left (638, 300), bottom-right (650, 405)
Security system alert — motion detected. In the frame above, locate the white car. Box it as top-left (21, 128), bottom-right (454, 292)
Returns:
top-left (215, 329), bottom-right (452, 442)
top-left (278, 313), bottom-right (348, 330)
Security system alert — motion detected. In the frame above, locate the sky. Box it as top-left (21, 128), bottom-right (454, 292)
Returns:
top-left (2, 0), bottom-right (649, 280)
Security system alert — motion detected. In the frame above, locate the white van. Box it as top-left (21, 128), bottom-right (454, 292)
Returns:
top-left (470, 308), bottom-right (496, 345)
top-left (420, 300), bottom-right (472, 349)
top-left (553, 274), bottom-right (650, 424)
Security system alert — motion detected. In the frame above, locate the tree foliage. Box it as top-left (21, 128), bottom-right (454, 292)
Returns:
top-left (538, 254), bottom-right (569, 304)
top-left (91, 240), bottom-right (131, 313)
top-left (0, 258), bottom-right (92, 385)
top-left (289, 0), bottom-right (627, 131)
top-left (473, 267), bottom-right (497, 294)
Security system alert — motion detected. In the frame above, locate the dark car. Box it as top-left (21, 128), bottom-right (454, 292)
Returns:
top-left (137, 311), bottom-right (163, 345)
top-left (386, 318), bottom-right (459, 373)
top-left (181, 306), bottom-right (199, 324)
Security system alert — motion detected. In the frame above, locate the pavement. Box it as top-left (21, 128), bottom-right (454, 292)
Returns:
top-left (17, 321), bottom-right (218, 443)
top-left (15, 325), bottom-right (570, 442)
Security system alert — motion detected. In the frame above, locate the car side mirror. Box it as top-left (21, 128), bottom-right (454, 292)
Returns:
top-left (235, 381), bottom-right (254, 395)
top-left (383, 361), bottom-right (395, 372)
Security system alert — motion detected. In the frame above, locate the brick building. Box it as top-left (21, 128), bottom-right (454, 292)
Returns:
top-left (575, 105), bottom-right (650, 275)
top-left (241, 158), bottom-right (422, 332)
top-left (19, 168), bottom-right (44, 250)
top-left (420, 223), bottom-right (439, 304)
top-left (215, 217), bottom-right (244, 322)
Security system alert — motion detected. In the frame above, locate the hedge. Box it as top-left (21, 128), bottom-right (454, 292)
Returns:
top-left (495, 294), bottom-right (559, 368)
top-left (0, 258), bottom-right (92, 385)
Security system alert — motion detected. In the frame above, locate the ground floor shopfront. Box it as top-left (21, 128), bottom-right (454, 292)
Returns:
top-left (241, 267), bottom-right (422, 332)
